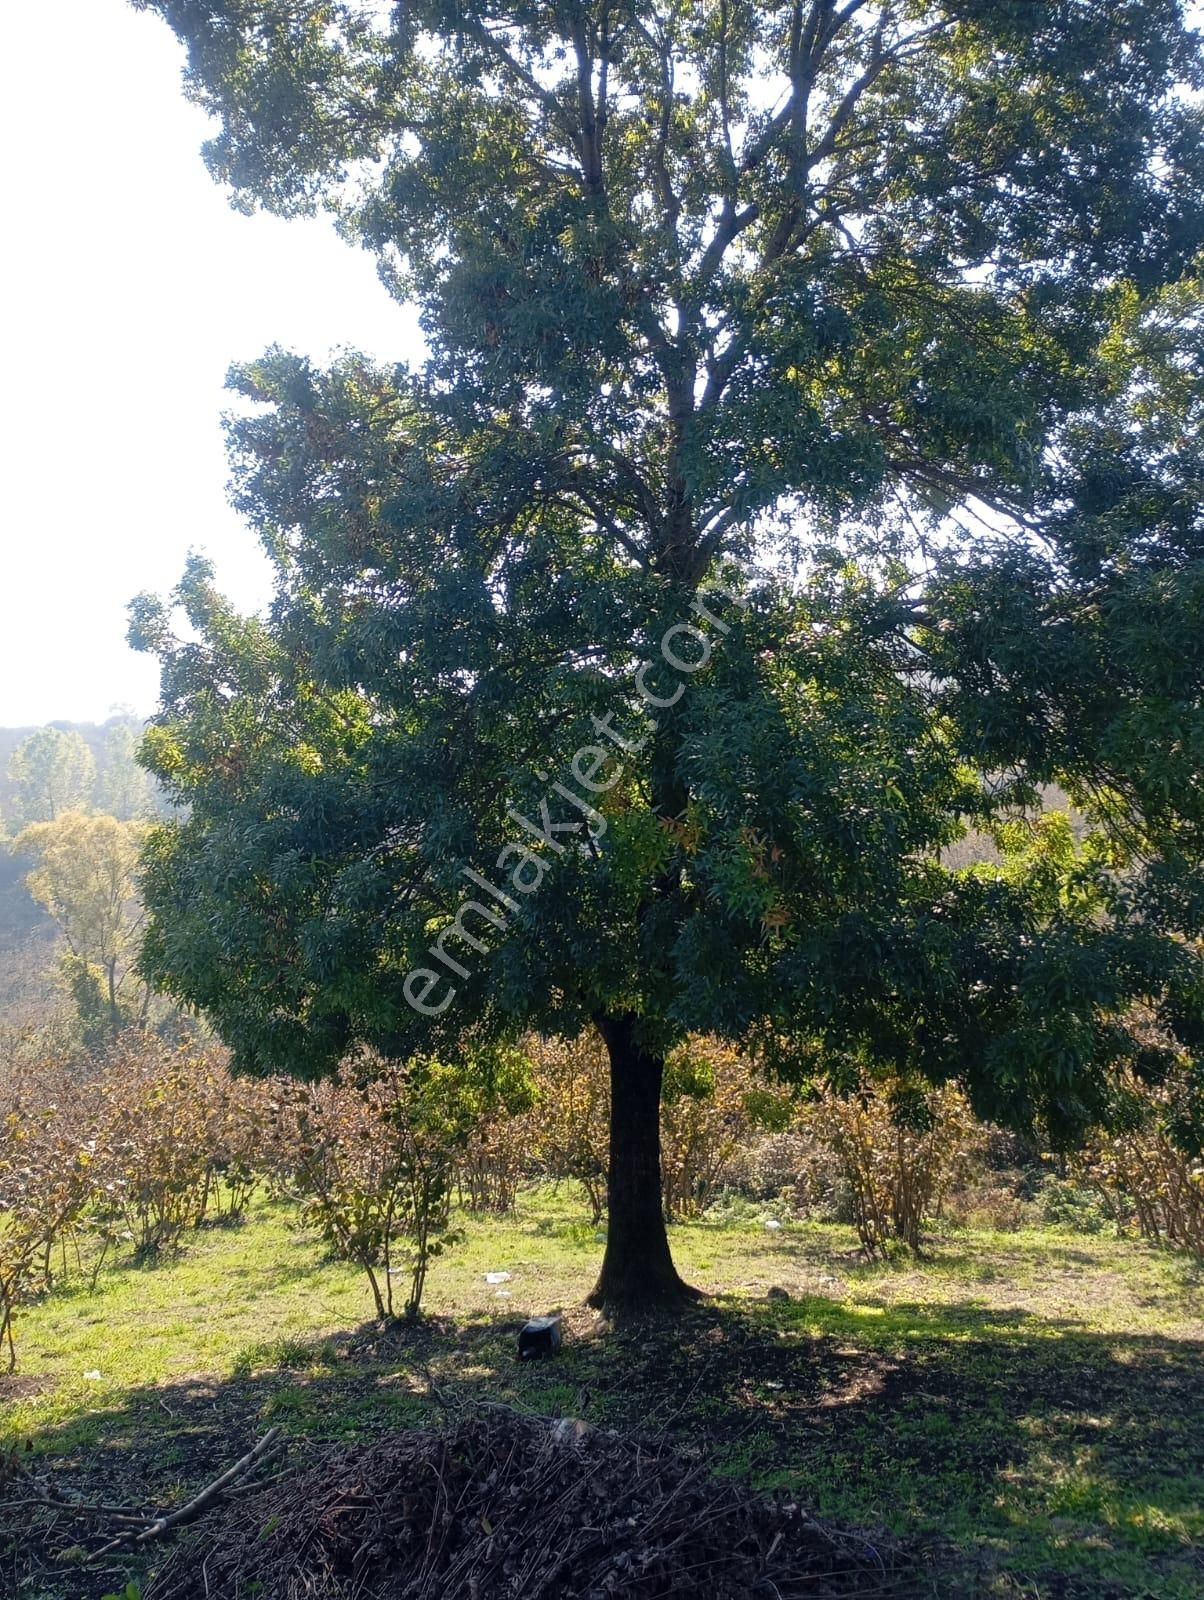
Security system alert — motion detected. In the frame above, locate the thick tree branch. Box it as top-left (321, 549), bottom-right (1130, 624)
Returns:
top-left (457, 17), bottom-right (581, 156)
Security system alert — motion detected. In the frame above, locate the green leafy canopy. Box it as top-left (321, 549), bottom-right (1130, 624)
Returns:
top-left (130, 1), bottom-right (1204, 1146)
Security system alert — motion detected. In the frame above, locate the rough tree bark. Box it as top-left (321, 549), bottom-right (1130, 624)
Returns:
top-left (587, 1012), bottom-right (702, 1313)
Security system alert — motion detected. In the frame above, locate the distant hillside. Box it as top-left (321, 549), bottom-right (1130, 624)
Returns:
top-left (0, 845), bottom-right (49, 950)
top-left (0, 840), bottom-right (57, 1025)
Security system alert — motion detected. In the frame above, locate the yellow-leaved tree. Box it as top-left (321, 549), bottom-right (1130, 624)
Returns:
top-left (14, 810), bottom-right (150, 1044)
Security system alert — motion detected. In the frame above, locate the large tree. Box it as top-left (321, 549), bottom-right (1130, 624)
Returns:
top-left (131, 1), bottom-right (1204, 1309)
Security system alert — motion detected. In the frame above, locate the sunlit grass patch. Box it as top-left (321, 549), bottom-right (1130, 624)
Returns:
top-left (2, 1186), bottom-right (1201, 1600)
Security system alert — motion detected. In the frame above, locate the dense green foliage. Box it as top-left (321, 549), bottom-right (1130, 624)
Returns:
top-left (129, 1), bottom-right (1204, 1297)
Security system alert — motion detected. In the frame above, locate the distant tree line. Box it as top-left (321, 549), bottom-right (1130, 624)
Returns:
top-left (0, 718), bottom-right (164, 836)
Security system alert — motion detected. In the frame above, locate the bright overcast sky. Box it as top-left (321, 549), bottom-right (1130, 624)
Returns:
top-left (0, 0), bottom-right (419, 729)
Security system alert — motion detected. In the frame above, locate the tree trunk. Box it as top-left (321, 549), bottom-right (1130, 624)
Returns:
top-left (587, 1013), bottom-right (701, 1314)
top-left (107, 959), bottom-right (121, 1039)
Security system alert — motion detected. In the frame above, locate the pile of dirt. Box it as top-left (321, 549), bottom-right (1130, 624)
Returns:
top-left (147, 1411), bottom-right (914, 1599)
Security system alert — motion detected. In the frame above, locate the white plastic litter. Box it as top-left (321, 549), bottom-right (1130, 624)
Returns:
top-left (764, 1219), bottom-right (783, 1231)
top-left (485, 1271), bottom-right (513, 1284)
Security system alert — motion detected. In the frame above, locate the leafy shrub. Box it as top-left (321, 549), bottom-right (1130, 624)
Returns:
top-left (699, 1190), bottom-right (768, 1226)
top-left (284, 1053), bottom-right (521, 1319)
top-left (1036, 1175), bottom-right (1107, 1234)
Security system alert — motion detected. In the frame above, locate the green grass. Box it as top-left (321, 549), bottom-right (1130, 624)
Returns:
top-left (3, 1189), bottom-right (1202, 1600)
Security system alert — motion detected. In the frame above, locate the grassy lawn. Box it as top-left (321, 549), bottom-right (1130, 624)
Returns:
top-left (2, 1188), bottom-right (1202, 1599)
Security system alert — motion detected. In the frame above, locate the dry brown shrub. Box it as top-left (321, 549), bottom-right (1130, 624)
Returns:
top-left (939, 1177), bottom-right (1032, 1233)
top-left (457, 1110), bottom-right (531, 1214)
top-left (660, 1038), bottom-right (767, 1219)
top-left (0, 1031), bottom-right (285, 1366)
top-left (1078, 1069), bottom-right (1204, 1258)
top-left (0, 1056), bottom-right (94, 1367)
top-left (523, 1033), bottom-right (610, 1223)
top-left (723, 1128), bottom-right (819, 1204)
top-left (800, 1075), bottom-right (982, 1253)
top-left (514, 1032), bottom-right (799, 1222)
top-left (88, 1036), bottom-right (274, 1259)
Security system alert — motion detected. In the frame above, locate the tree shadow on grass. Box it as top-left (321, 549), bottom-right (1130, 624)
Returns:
top-left (4, 1299), bottom-right (1202, 1600)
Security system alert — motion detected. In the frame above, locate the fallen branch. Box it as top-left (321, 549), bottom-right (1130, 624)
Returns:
top-left (89, 1429), bottom-right (283, 1561)
top-left (0, 1429), bottom-right (287, 1567)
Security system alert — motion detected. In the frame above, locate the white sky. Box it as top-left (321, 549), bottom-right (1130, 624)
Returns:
top-left (0, 0), bottom-right (418, 729)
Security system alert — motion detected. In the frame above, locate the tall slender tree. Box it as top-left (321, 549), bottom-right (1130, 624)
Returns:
top-left (132, 1), bottom-right (1204, 1308)
top-left (98, 717), bottom-right (158, 822)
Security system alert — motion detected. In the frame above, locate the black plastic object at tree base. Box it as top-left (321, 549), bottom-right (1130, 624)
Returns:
top-left (518, 1315), bottom-right (562, 1360)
